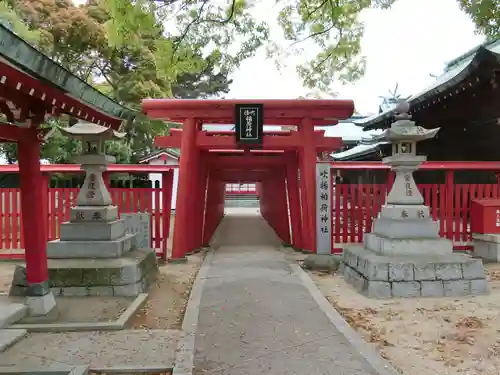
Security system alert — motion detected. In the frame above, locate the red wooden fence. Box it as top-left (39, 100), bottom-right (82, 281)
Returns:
top-left (225, 183), bottom-right (257, 194)
top-left (0, 187), bottom-right (169, 258)
top-left (328, 161), bottom-right (500, 252)
top-left (2, 161), bottom-right (500, 258)
top-left (330, 183), bottom-right (500, 252)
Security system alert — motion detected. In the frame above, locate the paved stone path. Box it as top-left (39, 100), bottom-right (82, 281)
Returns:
top-left (192, 209), bottom-right (385, 375)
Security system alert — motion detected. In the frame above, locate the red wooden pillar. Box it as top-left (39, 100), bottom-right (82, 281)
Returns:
top-left (260, 178), bottom-right (270, 226)
top-left (258, 181), bottom-right (265, 219)
top-left (267, 176), bottom-right (277, 232)
top-left (217, 179), bottom-right (225, 221)
top-left (298, 151), bottom-right (310, 251)
top-left (193, 155), bottom-right (208, 252)
top-left (161, 170), bottom-right (174, 261)
top-left (300, 117), bottom-right (317, 253)
top-left (18, 129), bottom-right (54, 311)
top-left (276, 171), bottom-right (291, 244)
top-left (41, 174), bottom-right (50, 243)
top-left (286, 153), bottom-right (302, 250)
top-left (171, 117), bottom-right (197, 261)
top-left (202, 171), bottom-right (215, 246)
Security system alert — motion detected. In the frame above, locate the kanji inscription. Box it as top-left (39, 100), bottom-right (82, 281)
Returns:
top-left (316, 163), bottom-right (331, 255)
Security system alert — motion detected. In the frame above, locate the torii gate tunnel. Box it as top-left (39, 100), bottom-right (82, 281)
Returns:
top-left (142, 99), bottom-right (354, 260)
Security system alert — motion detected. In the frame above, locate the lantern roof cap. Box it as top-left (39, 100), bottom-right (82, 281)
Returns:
top-left (58, 122), bottom-right (126, 140)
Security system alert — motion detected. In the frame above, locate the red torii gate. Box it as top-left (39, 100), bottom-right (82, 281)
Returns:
top-left (143, 99), bottom-right (354, 260)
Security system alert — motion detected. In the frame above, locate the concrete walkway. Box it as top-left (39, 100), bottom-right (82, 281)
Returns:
top-left (188, 209), bottom-right (393, 375)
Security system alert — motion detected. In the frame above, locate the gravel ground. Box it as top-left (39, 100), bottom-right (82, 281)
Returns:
top-left (0, 330), bottom-right (181, 369)
top-left (0, 214), bottom-right (205, 368)
top-left (130, 251), bottom-right (204, 330)
top-left (310, 263), bottom-right (500, 375)
top-left (14, 296), bottom-right (134, 324)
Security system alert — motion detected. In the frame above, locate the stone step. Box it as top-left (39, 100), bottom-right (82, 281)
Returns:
top-left (0, 328), bottom-right (27, 352)
top-left (0, 302), bottom-right (27, 328)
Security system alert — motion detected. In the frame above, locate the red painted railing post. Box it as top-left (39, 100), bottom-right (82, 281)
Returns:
top-left (193, 157), bottom-right (208, 252)
top-left (41, 174), bottom-right (50, 243)
top-left (162, 170), bottom-right (174, 261)
top-left (202, 173), bottom-right (215, 246)
top-left (286, 154), bottom-right (302, 250)
top-left (445, 171), bottom-right (454, 241)
top-left (276, 171), bottom-right (291, 245)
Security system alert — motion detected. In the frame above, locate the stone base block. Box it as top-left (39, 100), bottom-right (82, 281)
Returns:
top-left (302, 254), bottom-right (342, 272)
top-left (47, 234), bottom-right (135, 259)
top-left (364, 232), bottom-right (453, 256)
top-left (472, 233), bottom-right (500, 262)
top-left (59, 219), bottom-right (126, 241)
top-left (342, 245), bottom-right (489, 299)
top-left (372, 217), bottom-right (439, 239)
top-left (9, 249), bottom-right (158, 297)
top-left (378, 204), bottom-right (431, 220)
top-left (70, 205), bottom-right (118, 222)
top-left (26, 293), bottom-right (56, 316)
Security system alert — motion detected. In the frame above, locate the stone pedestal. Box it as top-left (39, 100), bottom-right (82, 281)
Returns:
top-left (472, 233), bottom-right (500, 262)
top-left (343, 204), bottom-right (489, 299)
top-left (343, 199), bottom-right (489, 298)
top-left (10, 249), bottom-right (157, 297)
top-left (343, 245), bottom-right (488, 298)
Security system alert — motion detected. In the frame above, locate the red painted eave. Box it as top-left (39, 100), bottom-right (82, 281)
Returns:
top-left (0, 60), bottom-right (124, 129)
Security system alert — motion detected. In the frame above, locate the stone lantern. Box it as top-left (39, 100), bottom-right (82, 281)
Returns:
top-left (340, 102), bottom-right (488, 299)
top-left (35, 122), bottom-right (158, 297)
top-left (58, 122), bottom-right (125, 211)
top-left (376, 101), bottom-right (439, 206)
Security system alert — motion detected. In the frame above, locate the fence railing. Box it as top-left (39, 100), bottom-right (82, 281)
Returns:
top-left (225, 183), bottom-right (257, 194)
top-left (0, 187), bottom-right (170, 257)
top-left (331, 183), bottom-right (500, 250)
top-left (328, 161), bottom-right (500, 252)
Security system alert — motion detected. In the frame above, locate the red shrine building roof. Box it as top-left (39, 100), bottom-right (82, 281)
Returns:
top-left (0, 23), bottom-right (135, 134)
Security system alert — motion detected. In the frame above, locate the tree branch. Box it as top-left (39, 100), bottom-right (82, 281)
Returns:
top-left (304, 0), bottom-right (329, 20)
top-left (289, 0), bottom-right (340, 48)
top-left (171, 0), bottom-right (237, 57)
top-left (96, 64), bottom-right (118, 92)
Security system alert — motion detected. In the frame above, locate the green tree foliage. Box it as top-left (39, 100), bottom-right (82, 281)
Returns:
top-left (273, 0), bottom-right (395, 90)
top-left (103, 0), bottom-right (395, 92)
top-left (0, 1), bottom-right (41, 45)
top-left (105, 0), bottom-right (499, 92)
top-left (459, 0), bottom-right (499, 39)
top-left (1, 0), bottom-right (233, 164)
top-left (1, 0), bottom-right (496, 164)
